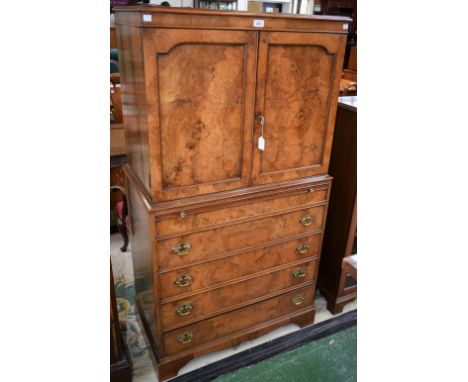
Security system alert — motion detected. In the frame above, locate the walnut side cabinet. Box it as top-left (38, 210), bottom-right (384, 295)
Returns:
top-left (318, 96), bottom-right (357, 314)
top-left (114, 6), bottom-right (350, 380)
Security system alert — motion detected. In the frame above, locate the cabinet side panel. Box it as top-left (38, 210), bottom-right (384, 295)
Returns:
top-left (116, 23), bottom-right (151, 191)
top-left (127, 181), bottom-right (157, 343)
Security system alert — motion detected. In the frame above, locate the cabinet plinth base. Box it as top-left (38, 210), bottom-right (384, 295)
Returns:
top-left (137, 301), bottom-right (315, 381)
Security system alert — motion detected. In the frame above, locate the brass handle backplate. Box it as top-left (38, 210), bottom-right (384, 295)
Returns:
top-left (174, 273), bottom-right (193, 288)
top-left (296, 243), bottom-right (310, 255)
top-left (300, 215), bottom-right (314, 226)
top-left (291, 295), bottom-right (305, 305)
top-left (176, 302), bottom-right (193, 316)
top-left (292, 268), bottom-right (307, 278)
top-left (177, 332), bottom-right (194, 344)
top-left (172, 242), bottom-right (192, 257)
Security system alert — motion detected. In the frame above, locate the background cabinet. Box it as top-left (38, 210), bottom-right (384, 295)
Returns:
top-left (318, 96), bottom-right (357, 314)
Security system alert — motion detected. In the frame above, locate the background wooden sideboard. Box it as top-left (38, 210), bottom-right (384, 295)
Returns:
top-left (318, 96), bottom-right (357, 314)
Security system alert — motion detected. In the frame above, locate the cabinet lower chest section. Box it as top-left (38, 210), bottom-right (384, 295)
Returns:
top-left (126, 167), bottom-right (332, 378)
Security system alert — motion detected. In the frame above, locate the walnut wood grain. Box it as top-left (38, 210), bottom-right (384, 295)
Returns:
top-left (251, 31), bottom-right (346, 185)
top-left (160, 260), bottom-right (317, 329)
top-left (159, 235), bottom-right (321, 299)
top-left (162, 286), bottom-right (315, 355)
top-left (155, 189), bottom-right (327, 237)
top-left (157, 205), bottom-right (325, 269)
top-left (158, 40), bottom-right (244, 187)
top-left (142, 28), bottom-right (257, 201)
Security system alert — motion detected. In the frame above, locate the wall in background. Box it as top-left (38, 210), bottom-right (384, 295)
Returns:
top-left (145, 0), bottom-right (317, 13)
top-left (149, 0), bottom-right (195, 7)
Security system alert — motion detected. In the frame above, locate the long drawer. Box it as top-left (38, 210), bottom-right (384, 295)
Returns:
top-left (157, 205), bottom-right (325, 269)
top-left (163, 285), bottom-right (315, 355)
top-left (161, 259), bottom-right (317, 329)
top-left (159, 234), bottom-right (322, 299)
top-left (155, 188), bottom-right (328, 237)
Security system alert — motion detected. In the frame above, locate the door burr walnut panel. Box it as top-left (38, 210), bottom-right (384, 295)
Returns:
top-left (142, 28), bottom-right (258, 202)
top-left (116, 6), bottom-right (349, 380)
top-left (251, 32), bottom-right (346, 185)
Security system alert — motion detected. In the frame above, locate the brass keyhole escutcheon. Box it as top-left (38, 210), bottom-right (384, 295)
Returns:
top-left (292, 268), bottom-right (307, 278)
top-left (291, 295), bottom-right (305, 305)
top-left (172, 242), bottom-right (192, 256)
top-left (296, 243), bottom-right (310, 255)
top-left (176, 302), bottom-right (193, 316)
top-left (174, 273), bottom-right (193, 288)
top-left (300, 215), bottom-right (314, 226)
top-left (177, 332), bottom-right (194, 344)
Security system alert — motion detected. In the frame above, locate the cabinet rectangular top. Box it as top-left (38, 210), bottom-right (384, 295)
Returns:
top-left (114, 6), bottom-right (352, 33)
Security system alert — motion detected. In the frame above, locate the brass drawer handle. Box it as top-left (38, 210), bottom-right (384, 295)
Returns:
top-left (292, 268), bottom-right (307, 278)
top-left (308, 187), bottom-right (315, 193)
top-left (172, 242), bottom-right (192, 257)
top-left (300, 214), bottom-right (314, 226)
top-left (174, 273), bottom-right (193, 288)
top-left (176, 302), bottom-right (193, 316)
top-left (296, 243), bottom-right (310, 255)
top-left (177, 332), bottom-right (194, 344)
top-left (291, 295), bottom-right (305, 305)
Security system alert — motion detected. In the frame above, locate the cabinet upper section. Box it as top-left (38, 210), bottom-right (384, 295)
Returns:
top-left (115, 8), bottom-right (349, 203)
top-left (114, 6), bottom-right (352, 34)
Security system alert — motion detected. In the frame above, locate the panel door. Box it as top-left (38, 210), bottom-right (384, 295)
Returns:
top-left (143, 29), bottom-right (257, 201)
top-left (251, 32), bottom-right (346, 185)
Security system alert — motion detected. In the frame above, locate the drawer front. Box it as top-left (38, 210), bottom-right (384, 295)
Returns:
top-left (161, 259), bottom-right (317, 329)
top-left (159, 234), bottom-right (322, 299)
top-left (158, 205), bottom-right (325, 269)
top-left (156, 188), bottom-right (327, 237)
top-left (163, 286), bottom-right (315, 355)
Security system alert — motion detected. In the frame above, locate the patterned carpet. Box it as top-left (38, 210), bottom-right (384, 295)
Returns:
top-left (111, 234), bottom-right (158, 382)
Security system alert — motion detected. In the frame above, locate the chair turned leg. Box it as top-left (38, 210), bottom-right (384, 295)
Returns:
top-left (118, 223), bottom-right (129, 252)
